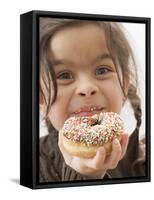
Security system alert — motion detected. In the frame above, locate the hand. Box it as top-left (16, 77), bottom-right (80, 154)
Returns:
top-left (58, 131), bottom-right (129, 178)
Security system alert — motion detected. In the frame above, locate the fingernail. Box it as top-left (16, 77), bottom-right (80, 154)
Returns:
top-left (99, 147), bottom-right (105, 153)
top-left (113, 138), bottom-right (119, 145)
top-left (97, 147), bottom-right (105, 156)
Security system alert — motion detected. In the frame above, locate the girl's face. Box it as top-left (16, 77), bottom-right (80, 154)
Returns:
top-left (46, 24), bottom-right (128, 131)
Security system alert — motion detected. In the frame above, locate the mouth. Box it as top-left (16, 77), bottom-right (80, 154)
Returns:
top-left (73, 105), bottom-right (104, 117)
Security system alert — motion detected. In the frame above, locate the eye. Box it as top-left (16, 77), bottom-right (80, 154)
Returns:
top-left (56, 71), bottom-right (73, 80)
top-left (95, 66), bottom-right (111, 75)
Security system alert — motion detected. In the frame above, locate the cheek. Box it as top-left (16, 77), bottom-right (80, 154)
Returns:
top-left (103, 80), bottom-right (124, 113)
top-left (109, 90), bottom-right (123, 113)
top-left (48, 103), bottom-right (65, 131)
top-left (47, 89), bottom-right (71, 130)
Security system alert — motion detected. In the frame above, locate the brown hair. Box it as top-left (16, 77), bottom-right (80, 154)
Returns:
top-left (39, 18), bottom-right (142, 136)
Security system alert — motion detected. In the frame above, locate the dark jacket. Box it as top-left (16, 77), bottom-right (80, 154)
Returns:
top-left (39, 127), bottom-right (145, 182)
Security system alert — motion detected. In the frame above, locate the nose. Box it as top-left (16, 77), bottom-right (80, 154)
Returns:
top-left (76, 79), bottom-right (99, 97)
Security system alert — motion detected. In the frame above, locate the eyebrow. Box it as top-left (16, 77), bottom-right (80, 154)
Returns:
top-left (50, 53), bottom-right (113, 67)
top-left (51, 58), bottom-right (73, 66)
top-left (93, 53), bottom-right (113, 63)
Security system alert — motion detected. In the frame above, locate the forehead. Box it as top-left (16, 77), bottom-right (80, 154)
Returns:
top-left (49, 24), bottom-right (110, 66)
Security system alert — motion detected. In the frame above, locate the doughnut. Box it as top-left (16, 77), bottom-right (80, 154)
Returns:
top-left (61, 112), bottom-right (124, 158)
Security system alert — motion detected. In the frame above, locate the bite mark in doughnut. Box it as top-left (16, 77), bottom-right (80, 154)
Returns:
top-left (61, 112), bottom-right (124, 158)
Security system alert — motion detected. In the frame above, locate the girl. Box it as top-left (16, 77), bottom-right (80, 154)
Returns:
top-left (39, 18), bottom-right (145, 182)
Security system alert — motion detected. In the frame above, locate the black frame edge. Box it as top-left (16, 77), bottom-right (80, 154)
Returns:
top-left (145, 18), bottom-right (151, 182)
top-left (33, 10), bottom-right (150, 22)
top-left (20, 11), bottom-right (33, 189)
top-left (21, 10), bottom-right (151, 23)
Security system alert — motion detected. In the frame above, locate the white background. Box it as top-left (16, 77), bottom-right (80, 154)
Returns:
top-left (0, 0), bottom-right (153, 199)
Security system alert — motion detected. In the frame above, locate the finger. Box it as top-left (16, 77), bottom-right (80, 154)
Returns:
top-left (107, 138), bottom-right (122, 169)
top-left (58, 130), bottom-right (63, 146)
top-left (58, 131), bottom-right (73, 166)
top-left (120, 133), bottom-right (129, 159)
top-left (90, 147), bottom-right (106, 170)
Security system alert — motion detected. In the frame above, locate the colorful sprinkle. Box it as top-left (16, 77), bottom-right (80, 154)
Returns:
top-left (61, 112), bottom-right (124, 146)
